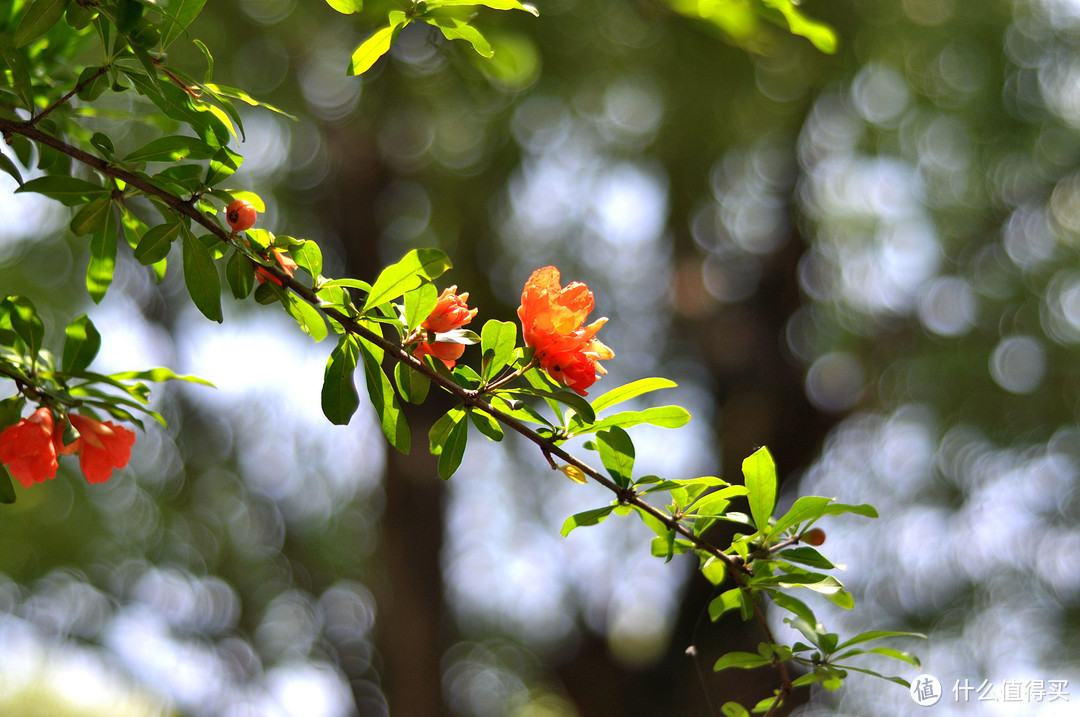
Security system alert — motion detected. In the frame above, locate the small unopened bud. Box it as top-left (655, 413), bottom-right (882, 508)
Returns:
top-left (558, 465), bottom-right (587, 484)
top-left (802, 528), bottom-right (826, 546)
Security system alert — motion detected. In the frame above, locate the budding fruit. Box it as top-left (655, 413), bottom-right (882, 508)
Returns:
top-left (226, 199), bottom-right (257, 232)
top-left (801, 528), bottom-right (826, 546)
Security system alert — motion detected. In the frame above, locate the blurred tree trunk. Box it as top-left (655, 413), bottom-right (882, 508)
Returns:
top-left (327, 126), bottom-right (451, 715)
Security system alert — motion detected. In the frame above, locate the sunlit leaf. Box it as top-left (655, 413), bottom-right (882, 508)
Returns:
top-left (590, 377), bottom-right (677, 413)
top-left (560, 505), bottom-right (615, 536)
top-left (362, 248), bottom-right (452, 313)
top-left (348, 21), bottom-right (405, 76)
top-left (743, 446), bottom-right (777, 533)
top-left (713, 651), bottom-right (770, 672)
top-left (358, 339), bottom-right (410, 452)
top-left (62, 314), bottom-right (101, 373)
top-left (480, 319), bottom-right (517, 381)
top-left (160, 0), bottom-right (209, 49)
top-left (596, 426), bottom-right (634, 488)
top-left (16, 176), bottom-right (108, 206)
top-left (87, 210), bottom-right (118, 304)
top-left (133, 222), bottom-right (181, 265)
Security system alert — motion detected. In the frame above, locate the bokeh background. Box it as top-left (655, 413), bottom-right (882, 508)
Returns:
top-left (3, 0), bottom-right (1080, 714)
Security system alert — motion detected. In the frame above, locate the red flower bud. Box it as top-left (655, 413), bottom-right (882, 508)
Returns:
top-left (226, 199), bottom-right (257, 232)
top-left (422, 286), bottom-right (478, 334)
top-left (802, 528), bottom-right (826, 546)
top-left (255, 248), bottom-right (298, 286)
top-left (414, 340), bottom-right (466, 369)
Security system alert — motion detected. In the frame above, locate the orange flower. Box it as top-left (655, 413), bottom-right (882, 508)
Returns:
top-left (256, 249), bottom-right (299, 286)
top-left (0, 407), bottom-right (59, 487)
top-left (517, 266), bottom-right (614, 396)
top-left (411, 286), bottom-right (477, 369)
top-left (414, 340), bottom-right (466, 369)
top-left (67, 413), bottom-right (136, 484)
top-left (423, 286), bottom-right (478, 333)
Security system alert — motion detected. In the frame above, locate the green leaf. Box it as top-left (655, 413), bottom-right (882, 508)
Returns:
top-left (743, 446), bottom-right (777, 533)
top-left (87, 210), bottom-right (118, 303)
top-left (835, 646), bottom-right (921, 668)
top-left (133, 222), bottom-right (181, 265)
top-left (438, 410), bottom-right (468, 479)
top-left (560, 505), bottom-right (616, 536)
top-left (358, 339), bottom-right (410, 452)
top-left (834, 630), bottom-right (926, 652)
top-left (596, 426), bottom-right (634, 488)
top-left (689, 485), bottom-right (749, 517)
top-left (426, 16), bottom-right (494, 58)
top-left (468, 408), bottom-right (503, 441)
top-left (713, 651), bottom-right (771, 672)
top-left (109, 368), bottom-right (213, 386)
top-left (762, 0), bottom-right (837, 53)
top-left (14, 0), bottom-right (68, 48)
top-left (778, 547), bottom-right (835, 570)
top-left (69, 196), bottom-right (111, 237)
top-left (510, 385), bottom-right (596, 426)
top-left (767, 591), bottom-right (817, 627)
top-left (429, 405), bottom-right (465, 454)
top-left (362, 248), bottom-right (452, 312)
top-left (124, 135), bottom-right (217, 163)
top-left (202, 84), bottom-right (300, 123)
top-left (322, 335), bottom-right (360, 425)
top-left (348, 21), bottom-right (405, 76)
top-left (0, 42), bottom-right (34, 111)
top-left (284, 294), bottom-right (328, 342)
top-left (425, 0), bottom-right (539, 15)
top-left (590, 377), bottom-right (677, 413)
top-left (16, 176), bottom-right (107, 206)
top-left (160, 0), bottom-right (208, 49)
top-left (708, 588), bottom-right (743, 621)
top-left (75, 65), bottom-right (108, 102)
top-left (720, 703), bottom-right (750, 717)
top-left (402, 282), bottom-right (439, 331)
top-left (325, 0), bottom-right (363, 12)
top-left (223, 250), bottom-right (254, 298)
top-left (480, 319), bottom-right (517, 381)
top-left (181, 228), bottom-right (222, 322)
top-left (0, 153), bottom-right (24, 186)
top-left (394, 362), bottom-right (430, 404)
top-left (7, 296), bottom-right (44, 361)
top-left (575, 405), bottom-right (689, 434)
top-left (204, 146), bottom-right (243, 186)
top-left (292, 240), bottom-right (323, 281)
top-left (62, 314), bottom-right (101, 373)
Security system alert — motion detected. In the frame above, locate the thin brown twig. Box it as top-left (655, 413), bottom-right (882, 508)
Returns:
top-left (27, 66), bottom-right (108, 128)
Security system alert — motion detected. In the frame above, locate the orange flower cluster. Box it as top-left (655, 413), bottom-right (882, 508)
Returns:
top-left (0, 407), bottom-right (135, 488)
top-left (518, 266), bottom-right (614, 396)
top-left (256, 248), bottom-right (299, 286)
top-left (413, 286), bottom-right (478, 368)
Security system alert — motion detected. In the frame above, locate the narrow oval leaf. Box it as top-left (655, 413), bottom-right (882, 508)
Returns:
top-left (590, 377), bottom-right (677, 413)
top-left (322, 336), bottom-right (360, 425)
top-left (160, 0), bottom-right (209, 49)
top-left (326, 0), bottom-right (364, 12)
top-left (480, 319), bottom-right (517, 380)
top-left (348, 23), bottom-right (400, 76)
top-left (17, 176), bottom-right (108, 206)
top-left (87, 213), bottom-right (118, 304)
top-left (394, 362), bottom-right (430, 404)
top-left (285, 294), bottom-right (328, 342)
top-left (133, 223), bottom-right (181, 265)
top-left (225, 249), bottom-right (256, 299)
top-left (358, 339), bottom-right (410, 453)
top-left (438, 413), bottom-right (468, 479)
top-left (713, 651), bottom-right (771, 672)
top-left (362, 247), bottom-right (452, 312)
top-left (182, 229), bottom-right (223, 322)
top-left (292, 240), bottom-right (323, 280)
top-left (560, 505), bottom-right (615, 536)
top-left (124, 136), bottom-right (217, 163)
top-left (403, 282), bottom-right (439, 331)
top-left (14, 0), bottom-right (68, 48)
top-left (596, 426), bottom-right (634, 488)
top-left (708, 588), bottom-right (743, 622)
top-left (743, 446), bottom-right (777, 533)
top-left (0, 467), bottom-right (16, 504)
top-left (62, 314), bottom-right (101, 373)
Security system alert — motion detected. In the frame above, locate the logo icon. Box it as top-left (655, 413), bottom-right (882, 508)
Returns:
top-left (910, 674), bottom-right (942, 706)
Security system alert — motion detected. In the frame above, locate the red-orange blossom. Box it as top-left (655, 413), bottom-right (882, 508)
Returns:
top-left (518, 266), bottom-right (614, 396)
top-left (0, 408), bottom-right (135, 487)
